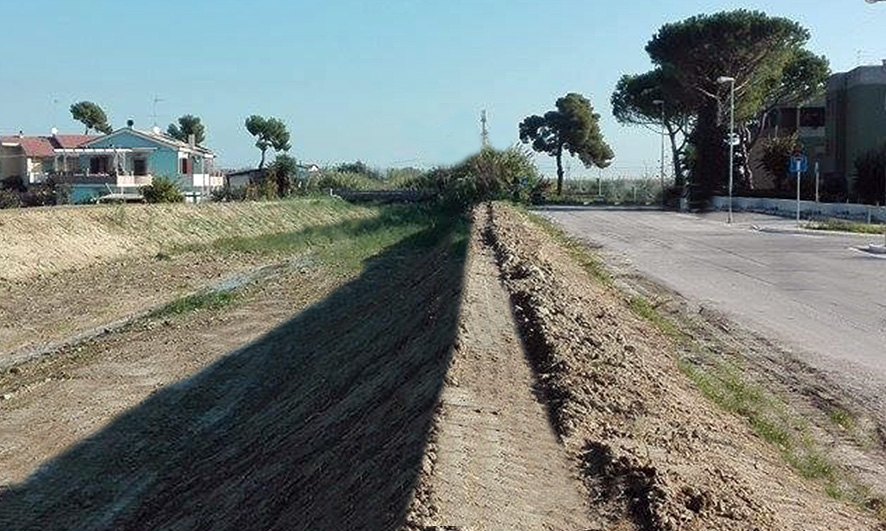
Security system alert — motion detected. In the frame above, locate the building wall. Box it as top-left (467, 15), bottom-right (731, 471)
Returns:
top-left (826, 66), bottom-right (886, 194)
top-left (84, 129), bottom-right (208, 191)
top-left (0, 146), bottom-right (26, 180)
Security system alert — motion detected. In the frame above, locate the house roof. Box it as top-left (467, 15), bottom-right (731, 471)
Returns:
top-left (53, 135), bottom-right (95, 149)
top-left (85, 127), bottom-right (214, 156)
top-left (0, 134), bottom-right (95, 157)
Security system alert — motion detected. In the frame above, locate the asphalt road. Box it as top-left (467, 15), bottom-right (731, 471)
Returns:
top-left (541, 206), bottom-right (886, 416)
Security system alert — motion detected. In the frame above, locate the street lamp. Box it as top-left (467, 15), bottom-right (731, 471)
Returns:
top-left (653, 99), bottom-right (666, 209)
top-left (717, 76), bottom-right (736, 224)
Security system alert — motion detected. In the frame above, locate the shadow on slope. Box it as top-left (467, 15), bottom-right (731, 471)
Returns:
top-left (0, 211), bottom-right (469, 531)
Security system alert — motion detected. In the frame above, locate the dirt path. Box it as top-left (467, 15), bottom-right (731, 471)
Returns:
top-left (417, 221), bottom-right (590, 529)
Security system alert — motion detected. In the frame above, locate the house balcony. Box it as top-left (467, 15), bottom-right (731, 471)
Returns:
top-left (54, 172), bottom-right (154, 188)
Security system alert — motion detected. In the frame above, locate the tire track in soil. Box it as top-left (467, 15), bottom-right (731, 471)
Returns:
top-left (414, 216), bottom-right (591, 530)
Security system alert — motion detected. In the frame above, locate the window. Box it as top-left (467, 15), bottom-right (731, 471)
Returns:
top-left (133, 158), bottom-right (147, 176)
top-left (180, 157), bottom-right (190, 175)
top-left (89, 156), bottom-right (109, 174)
top-left (800, 107), bottom-right (825, 128)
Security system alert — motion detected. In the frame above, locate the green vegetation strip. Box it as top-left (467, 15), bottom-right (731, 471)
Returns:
top-left (153, 204), bottom-right (467, 319)
top-left (805, 219), bottom-right (886, 235)
top-left (519, 205), bottom-right (882, 516)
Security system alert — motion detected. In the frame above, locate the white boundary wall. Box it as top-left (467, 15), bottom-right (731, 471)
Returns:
top-left (710, 196), bottom-right (886, 223)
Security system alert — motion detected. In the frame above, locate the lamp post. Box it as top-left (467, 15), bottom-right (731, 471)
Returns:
top-left (717, 76), bottom-right (736, 224)
top-left (653, 99), bottom-right (666, 209)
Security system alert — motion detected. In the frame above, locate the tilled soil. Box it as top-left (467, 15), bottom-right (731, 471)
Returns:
top-left (0, 251), bottom-right (269, 368)
top-left (481, 203), bottom-right (879, 530)
top-left (0, 225), bottom-right (467, 530)
top-left (404, 216), bottom-right (590, 530)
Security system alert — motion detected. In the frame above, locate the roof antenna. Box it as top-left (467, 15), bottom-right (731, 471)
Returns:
top-left (150, 96), bottom-right (164, 127)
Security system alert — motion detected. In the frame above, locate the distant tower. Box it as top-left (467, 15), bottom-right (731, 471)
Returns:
top-left (480, 109), bottom-right (490, 148)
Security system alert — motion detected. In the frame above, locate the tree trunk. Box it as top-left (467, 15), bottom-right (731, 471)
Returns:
top-left (556, 146), bottom-right (564, 196)
top-left (259, 149), bottom-right (267, 173)
top-left (667, 129), bottom-right (684, 187)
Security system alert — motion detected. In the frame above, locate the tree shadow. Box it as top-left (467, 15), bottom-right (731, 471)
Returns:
top-left (0, 213), bottom-right (469, 531)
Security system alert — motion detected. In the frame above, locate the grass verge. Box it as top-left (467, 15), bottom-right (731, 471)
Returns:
top-left (806, 219), bottom-right (886, 235)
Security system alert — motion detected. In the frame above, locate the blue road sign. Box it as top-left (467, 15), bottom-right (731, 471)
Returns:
top-left (790, 155), bottom-right (808, 173)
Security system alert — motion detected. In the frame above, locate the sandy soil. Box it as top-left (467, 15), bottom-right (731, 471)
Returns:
top-left (405, 217), bottom-right (590, 530)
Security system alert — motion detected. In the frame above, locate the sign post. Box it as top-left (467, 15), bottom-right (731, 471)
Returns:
top-left (815, 161), bottom-right (820, 203)
top-left (790, 155), bottom-right (808, 228)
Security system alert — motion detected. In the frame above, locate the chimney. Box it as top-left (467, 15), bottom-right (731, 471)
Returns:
top-left (18, 130), bottom-right (23, 138)
top-left (51, 127), bottom-right (58, 136)
top-left (188, 133), bottom-right (196, 148)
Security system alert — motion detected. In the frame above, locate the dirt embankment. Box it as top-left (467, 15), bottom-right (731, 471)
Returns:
top-left (0, 199), bottom-right (374, 367)
top-left (0, 214), bottom-right (468, 530)
top-left (403, 211), bottom-right (590, 530)
top-left (0, 198), bottom-right (372, 282)
top-left (482, 203), bottom-right (878, 530)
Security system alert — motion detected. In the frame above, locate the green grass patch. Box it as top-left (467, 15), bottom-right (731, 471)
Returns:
top-left (828, 407), bottom-right (857, 431)
top-left (627, 296), bottom-right (687, 342)
top-left (150, 290), bottom-right (238, 318)
top-left (208, 204), bottom-right (462, 274)
top-left (806, 219), bottom-right (886, 235)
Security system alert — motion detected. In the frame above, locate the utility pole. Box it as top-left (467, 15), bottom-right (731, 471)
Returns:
top-left (480, 109), bottom-right (490, 149)
top-left (653, 99), bottom-right (666, 209)
top-left (718, 76), bottom-right (736, 224)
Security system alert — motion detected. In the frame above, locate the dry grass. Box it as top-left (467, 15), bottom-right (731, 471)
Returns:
top-left (0, 198), bottom-right (374, 282)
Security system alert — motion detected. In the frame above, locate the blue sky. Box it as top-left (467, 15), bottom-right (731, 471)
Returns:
top-left (2, 1), bottom-right (884, 177)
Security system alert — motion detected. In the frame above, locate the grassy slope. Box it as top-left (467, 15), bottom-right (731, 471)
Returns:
top-left (0, 198), bottom-right (375, 281)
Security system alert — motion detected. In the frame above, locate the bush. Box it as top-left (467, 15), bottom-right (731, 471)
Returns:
top-left (0, 188), bottom-right (22, 209)
top-left (853, 144), bottom-right (885, 205)
top-left (761, 135), bottom-right (801, 193)
top-left (141, 176), bottom-right (184, 203)
top-left (414, 145), bottom-right (544, 208)
top-left (1, 175), bottom-right (26, 193)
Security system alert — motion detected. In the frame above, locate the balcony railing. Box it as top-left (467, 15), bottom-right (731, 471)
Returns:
top-left (53, 172), bottom-right (153, 187)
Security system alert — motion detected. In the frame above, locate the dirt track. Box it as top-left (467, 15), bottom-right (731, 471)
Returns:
top-left (406, 217), bottom-right (590, 529)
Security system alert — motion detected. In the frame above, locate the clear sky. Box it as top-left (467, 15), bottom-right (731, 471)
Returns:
top-left (2, 0), bottom-right (884, 177)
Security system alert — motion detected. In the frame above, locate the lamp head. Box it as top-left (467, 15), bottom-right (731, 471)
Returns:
top-left (717, 76), bottom-right (735, 84)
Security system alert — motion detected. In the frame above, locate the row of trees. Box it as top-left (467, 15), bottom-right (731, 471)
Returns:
top-left (611, 10), bottom-right (830, 205)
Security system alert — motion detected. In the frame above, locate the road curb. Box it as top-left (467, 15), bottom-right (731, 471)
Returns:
top-left (752, 225), bottom-right (882, 239)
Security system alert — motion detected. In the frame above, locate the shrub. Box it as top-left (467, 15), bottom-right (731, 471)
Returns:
top-left (141, 176), bottom-right (185, 203)
top-left (0, 189), bottom-right (22, 209)
top-left (414, 145), bottom-right (544, 208)
top-left (761, 135), bottom-right (801, 193)
top-left (1, 175), bottom-right (26, 193)
top-left (244, 177), bottom-right (278, 201)
top-left (853, 144), bottom-right (885, 205)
